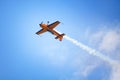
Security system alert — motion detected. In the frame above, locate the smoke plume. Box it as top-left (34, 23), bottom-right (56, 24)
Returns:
top-left (64, 35), bottom-right (120, 66)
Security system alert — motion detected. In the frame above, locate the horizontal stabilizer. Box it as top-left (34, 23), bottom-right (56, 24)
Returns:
top-left (55, 33), bottom-right (65, 41)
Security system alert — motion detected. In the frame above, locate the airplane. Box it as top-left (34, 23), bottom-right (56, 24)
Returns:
top-left (36, 21), bottom-right (65, 41)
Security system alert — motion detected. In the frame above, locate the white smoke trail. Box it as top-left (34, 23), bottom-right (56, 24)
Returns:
top-left (54, 29), bottom-right (119, 66)
top-left (64, 35), bottom-right (120, 66)
top-left (55, 29), bottom-right (120, 79)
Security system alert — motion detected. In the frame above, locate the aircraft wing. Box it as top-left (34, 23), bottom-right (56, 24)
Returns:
top-left (36, 29), bottom-right (47, 35)
top-left (48, 21), bottom-right (60, 29)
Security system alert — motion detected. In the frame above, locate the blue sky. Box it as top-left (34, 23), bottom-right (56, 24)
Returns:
top-left (0, 0), bottom-right (120, 80)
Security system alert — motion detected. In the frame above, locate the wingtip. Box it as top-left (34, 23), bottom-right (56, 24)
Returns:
top-left (56, 21), bottom-right (60, 23)
top-left (35, 32), bottom-right (39, 35)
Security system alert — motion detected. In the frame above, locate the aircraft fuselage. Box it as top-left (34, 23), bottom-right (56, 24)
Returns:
top-left (36, 21), bottom-right (65, 41)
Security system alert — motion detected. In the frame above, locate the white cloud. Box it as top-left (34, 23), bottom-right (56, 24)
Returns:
top-left (82, 65), bottom-right (95, 77)
top-left (110, 64), bottom-right (120, 80)
top-left (87, 27), bottom-right (120, 80)
top-left (90, 30), bottom-right (105, 45)
top-left (89, 28), bottom-right (120, 53)
top-left (99, 30), bottom-right (120, 53)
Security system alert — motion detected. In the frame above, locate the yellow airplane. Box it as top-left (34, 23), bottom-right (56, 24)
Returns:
top-left (36, 21), bottom-right (65, 41)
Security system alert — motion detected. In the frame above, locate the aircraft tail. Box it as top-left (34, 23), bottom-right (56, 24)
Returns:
top-left (55, 33), bottom-right (65, 41)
